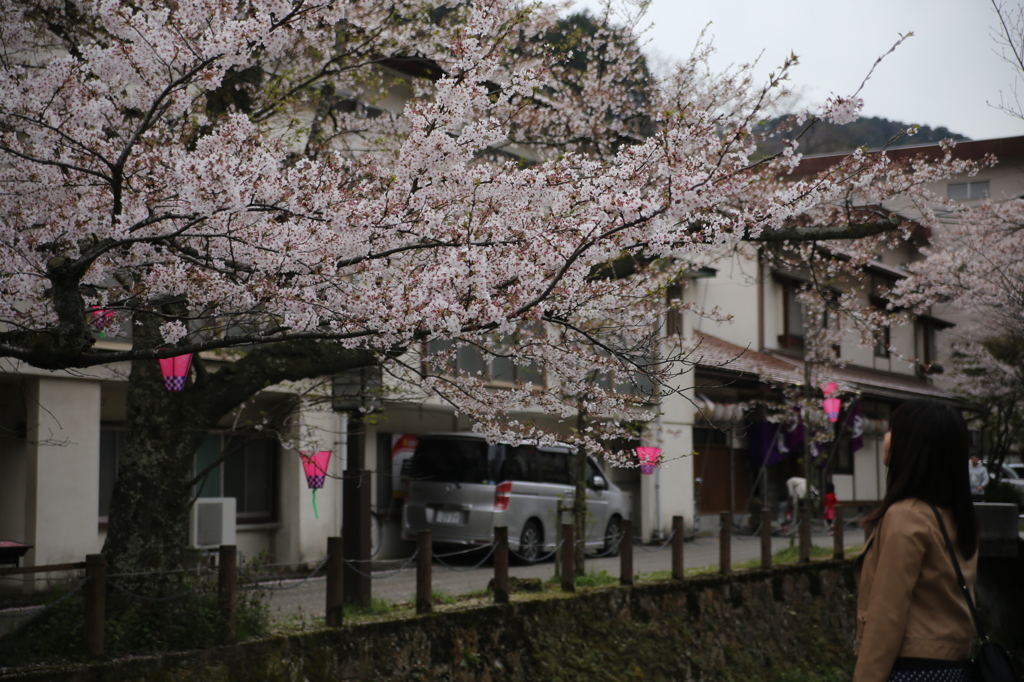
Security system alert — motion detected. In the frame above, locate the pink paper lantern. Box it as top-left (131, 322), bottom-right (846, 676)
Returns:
top-left (158, 354), bottom-right (192, 391)
top-left (301, 451), bottom-right (332, 489)
top-left (300, 451), bottom-right (332, 519)
top-left (636, 446), bottom-right (662, 475)
top-left (822, 397), bottom-right (841, 422)
top-left (821, 382), bottom-right (838, 397)
top-left (90, 308), bottom-right (115, 331)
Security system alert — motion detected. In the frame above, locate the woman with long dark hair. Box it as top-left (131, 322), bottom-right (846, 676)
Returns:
top-left (854, 399), bottom-right (979, 682)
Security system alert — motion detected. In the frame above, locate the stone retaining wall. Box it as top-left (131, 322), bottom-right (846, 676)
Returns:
top-left (3, 561), bottom-right (859, 682)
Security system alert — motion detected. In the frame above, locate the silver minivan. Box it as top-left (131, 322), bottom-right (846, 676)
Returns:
top-left (401, 433), bottom-right (630, 562)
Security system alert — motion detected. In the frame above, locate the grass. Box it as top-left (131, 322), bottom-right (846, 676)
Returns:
top-left (344, 597), bottom-right (395, 617)
top-left (544, 569), bottom-right (618, 589)
top-left (431, 591), bottom-right (457, 606)
top-left (635, 543), bottom-right (862, 582)
top-left (266, 540), bottom-right (868, 634)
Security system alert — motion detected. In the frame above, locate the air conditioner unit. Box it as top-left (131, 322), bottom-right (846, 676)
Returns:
top-left (190, 497), bottom-right (237, 549)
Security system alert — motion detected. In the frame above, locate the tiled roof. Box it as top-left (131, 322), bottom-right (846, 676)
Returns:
top-left (693, 333), bottom-right (957, 402)
top-left (690, 334), bottom-right (803, 386)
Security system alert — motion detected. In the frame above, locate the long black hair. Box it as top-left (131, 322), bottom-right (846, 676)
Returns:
top-left (864, 399), bottom-right (978, 559)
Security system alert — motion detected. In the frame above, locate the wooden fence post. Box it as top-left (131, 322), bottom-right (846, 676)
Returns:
top-left (620, 519), bottom-right (633, 586)
top-left (799, 508), bottom-right (811, 563)
top-left (416, 530), bottom-right (432, 614)
top-left (554, 502), bottom-right (563, 580)
top-left (343, 467), bottom-right (372, 608)
top-left (760, 504), bottom-right (773, 569)
top-left (326, 536), bottom-right (343, 627)
top-left (560, 524), bottom-right (574, 593)
top-left (218, 545), bottom-right (237, 643)
top-left (83, 554), bottom-right (106, 657)
top-left (832, 507), bottom-right (845, 560)
top-left (493, 527), bottom-right (509, 605)
top-left (719, 512), bottom-right (731, 575)
top-left (671, 516), bottom-right (684, 580)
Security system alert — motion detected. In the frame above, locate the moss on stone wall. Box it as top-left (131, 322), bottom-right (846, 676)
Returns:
top-left (2, 561), bottom-right (858, 682)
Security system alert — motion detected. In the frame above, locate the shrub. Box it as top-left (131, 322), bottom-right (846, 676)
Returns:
top-left (0, 574), bottom-right (269, 665)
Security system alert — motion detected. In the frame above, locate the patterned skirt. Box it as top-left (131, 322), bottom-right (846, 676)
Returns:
top-left (887, 657), bottom-right (973, 682)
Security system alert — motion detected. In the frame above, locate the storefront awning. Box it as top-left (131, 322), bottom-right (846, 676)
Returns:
top-left (693, 333), bottom-right (958, 403)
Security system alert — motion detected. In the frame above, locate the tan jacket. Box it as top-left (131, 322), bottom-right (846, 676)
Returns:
top-left (853, 498), bottom-right (977, 682)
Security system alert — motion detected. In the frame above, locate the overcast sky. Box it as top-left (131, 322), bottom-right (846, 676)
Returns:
top-left (567, 0), bottom-right (1024, 141)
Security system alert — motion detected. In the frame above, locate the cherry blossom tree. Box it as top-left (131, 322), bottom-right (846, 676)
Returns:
top-left (887, 0), bottom-right (1024, 472)
top-left (0, 0), bottom-right (969, 574)
top-left (893, 197), bottom-right (1024, 471)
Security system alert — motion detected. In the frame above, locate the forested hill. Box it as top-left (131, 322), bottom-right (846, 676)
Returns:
top-left (758, 116), bottom-right (969, 156)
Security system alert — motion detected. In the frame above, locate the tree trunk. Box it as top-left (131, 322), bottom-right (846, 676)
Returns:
top-left (102, 314), bottom-right (213, 577)
top-left (102, 366), bottom-right (208, 575)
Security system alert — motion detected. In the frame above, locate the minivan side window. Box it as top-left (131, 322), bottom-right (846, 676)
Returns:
top-left (536, 449), bottom-right (570, 484)
top-left (409, 438), bottom-right (489, 483)
top-left (499, 444), bottom-right (538, 481)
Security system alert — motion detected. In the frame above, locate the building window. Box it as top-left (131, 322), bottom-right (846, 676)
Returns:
top-left (873, 325), bottom-right (891, 358)
top-left (822, 301), bottom-right (841, 358)
top-left (195, 434), bottom-right (277, 523)
top-left (425, 338), bottom-right (543, 386)
top-left (101, 429), bottom-right (277, 524)
top-left (833, 438), bottom-right (854, 475)
top-left (916, 321), bottom-right (938, 368)
top-left (666, 282), bottom-right (683, 337)
top-left (775, 276), bottom-right (804, 350)
top-left (947, 181), bottom-right (990, 201)
top-left (99, 429), bottom-right (124, 520)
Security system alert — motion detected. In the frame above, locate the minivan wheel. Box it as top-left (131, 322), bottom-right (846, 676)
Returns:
top-left (603, 516), bottom-right (623, 557)
top-left (518, 520), bottom-right (543, 564)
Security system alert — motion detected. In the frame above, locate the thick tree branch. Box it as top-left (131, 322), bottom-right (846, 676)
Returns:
top-left (745, 217), bottom-right (901, 243)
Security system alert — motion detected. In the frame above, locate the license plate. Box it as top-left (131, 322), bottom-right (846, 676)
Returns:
top-left (435, 510), bottom-right (461, 524)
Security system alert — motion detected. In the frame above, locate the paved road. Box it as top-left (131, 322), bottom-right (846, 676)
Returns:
top-left (262, 527), bottom-right (865, 623)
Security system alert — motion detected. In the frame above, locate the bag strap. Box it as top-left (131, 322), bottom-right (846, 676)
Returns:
top-left (928, 503), bottom-right (988, 643)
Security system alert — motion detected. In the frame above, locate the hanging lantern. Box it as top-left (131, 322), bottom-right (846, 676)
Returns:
top-left (636, 446), bottom-right (662, 475)
top-left (821, 382), bottom-right (838, 397)
top-left (301, 450), bottom-right (332, 519)
top-left (822, 397), bottom-right (841, 422)
top-left (158, 354), bottom-right (193, 391)
top-left (90, 308), bottom-right (115, 333)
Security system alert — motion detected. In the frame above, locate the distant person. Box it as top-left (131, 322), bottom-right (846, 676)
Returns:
top-left (854, 399), bottom-right (978, 681)
top-left (968, 454), bottom-right (989, 502)
top-left (786, 475), bottom-right (807, 510)
top-left (823, 482), bottom-right (837, 535)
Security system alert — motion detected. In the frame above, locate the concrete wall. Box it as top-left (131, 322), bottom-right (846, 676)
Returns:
top-left (645, 369), bottom-right (695, 537)
top-left (274, 406), bottom-right (344, 567)
top-left (21, 377), bottom-right (103, 583)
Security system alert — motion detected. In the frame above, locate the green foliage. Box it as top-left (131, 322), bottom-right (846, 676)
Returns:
top-left (543, 569), bottom-right (619, 589)
top-left (343, 597), bottom-right (394, 618)
top-left (573, 570), bottom-right (618, 588)
top-left (770, 544), bottom-right (833, 564)
top-left (430, 591), bottom-right (457, 606)
top-left (0, 576), bottom-right (269, 666)
top-left (773, 660), bottom-right (856, 682)
top-left (0, 580), bottom-right (87, 665)
top-left (637, 544), bottom-right (844, 582)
